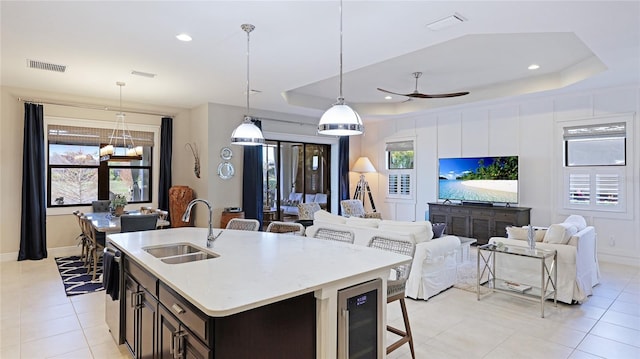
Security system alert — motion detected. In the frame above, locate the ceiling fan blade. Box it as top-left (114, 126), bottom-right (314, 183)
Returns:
top-left (407, 91), bottom-right (470, 99)
top-left (376, 88), bottom-right (409, 96)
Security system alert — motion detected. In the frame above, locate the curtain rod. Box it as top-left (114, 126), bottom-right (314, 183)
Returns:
top-left (17, 97), bottom-right (174, 118)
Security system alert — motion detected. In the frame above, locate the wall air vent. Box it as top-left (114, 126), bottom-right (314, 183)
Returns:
top-left (27, 59), bottom-right (67, 73)
top-left (131, 70), bottom-right (156, 78)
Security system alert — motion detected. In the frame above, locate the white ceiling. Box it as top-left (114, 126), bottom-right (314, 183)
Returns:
top-left (1, 1), bottom-right (639, 119)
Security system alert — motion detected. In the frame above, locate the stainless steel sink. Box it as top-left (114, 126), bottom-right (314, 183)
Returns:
top-left (142, 243), bottom-right (219, 264)
top-left (161, 251), bottom-right (218, 264)
top-left (143, 243), bottom-right (201, 258)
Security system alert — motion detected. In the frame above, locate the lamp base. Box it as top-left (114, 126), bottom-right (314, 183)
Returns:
top-left (353, 174), bottom-right (377, 212)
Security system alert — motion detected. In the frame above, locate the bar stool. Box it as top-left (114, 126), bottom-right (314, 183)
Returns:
top-left (368, 235), bottom-right (416, 359)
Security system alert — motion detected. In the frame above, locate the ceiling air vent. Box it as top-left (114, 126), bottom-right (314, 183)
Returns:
top-left (26, 59), bottom-right (67, 73)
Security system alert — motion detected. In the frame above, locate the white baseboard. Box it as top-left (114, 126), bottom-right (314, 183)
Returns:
top-left (599, 252), bottom-right (640, 268)
top-left (0, 246), bottom-right (82, 262)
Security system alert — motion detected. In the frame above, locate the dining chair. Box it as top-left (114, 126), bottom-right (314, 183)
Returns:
top-left (155, 209), bottom-right (169, 229)
top-left (311, 227), bottom-right (355, 244)
top-left (266, 221), bottom-right (305, 236)
top-left (81, 215), bottom-right (105, 281)
top-left (226, 218), bottom-right (260, 231)
top-left (73, 211), bottom-right (89, 265)
top-left (368, 235), bottom-right (416, 359)
top-left (120, 214), bottom-right (159, 233)
top-left (92, 200), bottom-right (111, 213)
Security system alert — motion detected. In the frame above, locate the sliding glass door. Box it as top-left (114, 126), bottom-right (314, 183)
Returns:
top-left (263, 140), bottom-right (331, 222)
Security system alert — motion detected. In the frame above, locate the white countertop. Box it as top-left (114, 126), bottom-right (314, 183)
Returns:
top-left (108, 227), bottom-right (410, 317)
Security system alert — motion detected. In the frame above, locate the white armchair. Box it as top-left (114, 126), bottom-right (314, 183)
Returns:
top-left (489, 215), bottom-right (600, 304)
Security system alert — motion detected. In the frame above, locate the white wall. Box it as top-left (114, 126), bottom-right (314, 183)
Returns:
top-left (360, 85), bottom-right (640, 266)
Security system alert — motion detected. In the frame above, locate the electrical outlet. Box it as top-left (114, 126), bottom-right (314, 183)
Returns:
top-left (609, 236), bottom-right (615, 247)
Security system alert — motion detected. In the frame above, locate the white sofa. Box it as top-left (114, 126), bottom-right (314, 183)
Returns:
top-left (306, 211), bottom-right (461, 300)
top-left (488, 215), bottom-right (600, 304)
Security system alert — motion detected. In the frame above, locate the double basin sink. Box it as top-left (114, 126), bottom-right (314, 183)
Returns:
top-left (143, 243), bottom-right (218, 264)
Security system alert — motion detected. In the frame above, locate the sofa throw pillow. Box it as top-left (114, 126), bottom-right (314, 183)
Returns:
top-left (432, 223), bottom-right (447, 238)
top-left (563, 215), bottom-right (587, 231)
top-left (345, 217), bottom-right (381, 228)
top-left (507, 226), bottom-right (547, 242)
top-left (378, 220), bottom-right (433, 243)
top-left (506, 226), bottom-right (528, 240)
top-left (313, 210), bottom-right (347, 225)
top-left (543, 223), bottom-right (578, 244)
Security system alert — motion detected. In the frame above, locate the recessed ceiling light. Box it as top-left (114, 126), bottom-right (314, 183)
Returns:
top-left (528, 64), bottom-right (540, 70)
top-left (385, 96), bottom-right (392, 100)
top-left (176, 33), bottom-right (192, 42)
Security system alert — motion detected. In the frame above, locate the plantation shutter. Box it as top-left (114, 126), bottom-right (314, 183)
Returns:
top-left (595, 173), bottom-right (620, 205)
top-left (568, 173), bottom-right (590, 205)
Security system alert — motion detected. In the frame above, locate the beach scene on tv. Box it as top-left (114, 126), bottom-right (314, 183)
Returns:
top-left (438, 156), bottom-right (518, 203)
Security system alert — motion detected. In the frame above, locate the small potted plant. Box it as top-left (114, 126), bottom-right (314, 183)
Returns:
top-left (111, 194), bottom-right (128, 216)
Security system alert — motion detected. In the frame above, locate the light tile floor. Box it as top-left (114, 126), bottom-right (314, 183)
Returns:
top-left (0, 252), bottom-right (638, 358)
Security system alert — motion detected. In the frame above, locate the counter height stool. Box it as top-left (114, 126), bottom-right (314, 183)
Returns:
top-left (368, 235), bottom-right (416, 359)
top-left (226, 218), bottom-right (260, 231)
top-left (266, 221), bottom-right (305, 236)
top-left (311, 227), bottom-right (355, 244)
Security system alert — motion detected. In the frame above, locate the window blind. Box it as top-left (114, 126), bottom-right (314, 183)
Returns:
top-left (563, 122), bottom-right (626, 140)
top-left (48, 124), bottom-right (154, 146)
top-left (385, 140), bottom-right (414, 152)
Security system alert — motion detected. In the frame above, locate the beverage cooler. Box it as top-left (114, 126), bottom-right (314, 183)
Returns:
top-left (337, 278), bottom-right (383, 359)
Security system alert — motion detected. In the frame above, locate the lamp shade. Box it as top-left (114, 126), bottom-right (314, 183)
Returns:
top-left (230, 118), bottom-right (264, 146)
top-left (318, 103), bottom-right (364, 136)
top-left (351, 156), bottom-right (376, 173)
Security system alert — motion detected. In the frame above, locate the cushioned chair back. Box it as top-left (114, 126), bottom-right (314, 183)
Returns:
top-left (297, 202), bottom-right (321, 220)
top-left (340, 199), bottom-right (366, 217)
top-left (120, 214), bottom-right (159, 233)
top-left (92, 200), bottom-right (111, 213)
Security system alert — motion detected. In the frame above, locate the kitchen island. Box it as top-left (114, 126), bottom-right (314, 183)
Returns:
top-left (107, 227), bottom-right (410, 358)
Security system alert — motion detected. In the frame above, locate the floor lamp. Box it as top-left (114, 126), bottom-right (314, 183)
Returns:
top-left (351, 157), bottom-right (377, 212)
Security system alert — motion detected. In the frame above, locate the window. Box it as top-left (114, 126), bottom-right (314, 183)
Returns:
top-left (386, 139), bottom-right (414, 199)
top-left (47, 124), bottom-right (154, 207)
top-left (562, 121), bottom-right (626, 212)
top-left (386, 140), bottom-right (414, 169)
top-left (564, 122), bottom-right (626, 166)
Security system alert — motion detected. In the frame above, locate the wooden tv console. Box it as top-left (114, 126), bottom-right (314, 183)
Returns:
top-left (428, 202), bottom-right (531, 245)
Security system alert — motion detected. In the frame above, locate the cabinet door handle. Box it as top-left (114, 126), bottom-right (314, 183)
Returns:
top-left (342, 308), bottom-right (349, 359)
top-left (171, 303), bottom-right (186, 315)
top-left (175, 330), bottom-right (186, 359)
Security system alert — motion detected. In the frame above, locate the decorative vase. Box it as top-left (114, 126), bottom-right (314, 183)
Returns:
top-left (527, 224), bottom-right (536, 250)
top-left (114, 206), bottom-right (125, 217)
top-left (169, 185), bottom-right (194, 228)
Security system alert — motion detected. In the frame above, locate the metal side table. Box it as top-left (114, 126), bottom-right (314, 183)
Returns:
top-left (477, 243), bottom-right (557, 318)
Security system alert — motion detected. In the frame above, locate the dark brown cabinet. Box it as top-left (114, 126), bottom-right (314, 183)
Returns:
top-left (123, 259), bottom-right (158, 359)
top-left (428, 202), bottom-right (531, 245)
top-left (121, 255), bottom-right (316, 359)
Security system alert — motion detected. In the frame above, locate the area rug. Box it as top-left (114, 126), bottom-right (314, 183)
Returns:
top-left (55, 256), bottom-right (105, 296)
top-left (453, 250), bottom-right (491, 294)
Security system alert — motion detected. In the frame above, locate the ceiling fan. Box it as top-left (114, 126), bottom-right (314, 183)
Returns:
top-left (377, 72), bottom-right (470, 99)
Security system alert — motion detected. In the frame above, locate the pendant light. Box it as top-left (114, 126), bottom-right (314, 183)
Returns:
top-left (99, 82), bottom-right (143, 161)
top-left (317, 0), bottom-right (363, 136)
top-left (231, 24), bottom-right (265, 146)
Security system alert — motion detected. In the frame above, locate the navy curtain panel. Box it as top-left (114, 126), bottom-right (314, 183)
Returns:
top-left (242, 119), bottom-right (264, 227)
top-left (19, 103), bottom-right (47, 261)
top-left (158, 117), bottom-right (173, 213)
top-left (338, 136), bottom-right (350, 215)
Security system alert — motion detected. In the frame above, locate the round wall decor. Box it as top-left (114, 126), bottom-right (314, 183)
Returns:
top-left (218, 162), bottom-right (235, 179)
top-left (220, 147), bottom-right (233, 160)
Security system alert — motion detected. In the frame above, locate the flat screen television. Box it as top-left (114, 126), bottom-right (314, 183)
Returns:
top-left (438, 156), bottom-right (519, 204)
